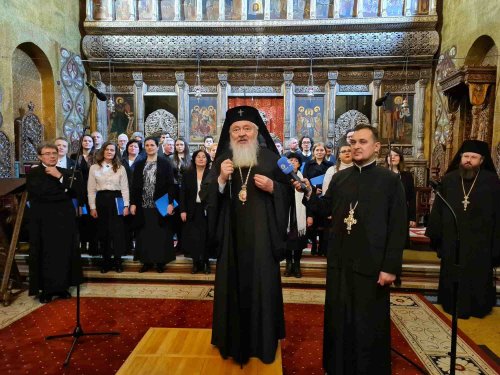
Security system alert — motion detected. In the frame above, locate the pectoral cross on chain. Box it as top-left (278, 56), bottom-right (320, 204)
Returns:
top-left (344, 208), bottom-right (357, 234)
top-left (462, 196), bottom-right (470, 211)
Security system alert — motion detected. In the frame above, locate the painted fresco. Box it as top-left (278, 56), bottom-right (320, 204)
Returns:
top-left (107, 95), bottom-right (135, 141)
top-left (380, 95), bottom-right (414, 144)
top-left (295, 96), bottom-right (324, 141)
top-left (189, 96), bottom-right (218, 142)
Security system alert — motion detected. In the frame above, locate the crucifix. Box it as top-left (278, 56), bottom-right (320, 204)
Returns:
top-left (462, 196), bottom-right (470, 211)
top-left (344, 209), bottom-right (357, 234)
top-left (238, 109), bottom-right (244, 116)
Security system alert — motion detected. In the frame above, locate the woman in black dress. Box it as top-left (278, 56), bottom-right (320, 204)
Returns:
top-left (303, 142), bottom-right (333, 256)
top-left (172, 137), bottom-right (190, 252)
top-left (180, 150), bottom-right (211, 274)
top-left (130, 137), bottom-right (176, 273)
top-left (385, 148), bottom-right (416, 228)
top-left (72, 135), bottom-right (97, 254)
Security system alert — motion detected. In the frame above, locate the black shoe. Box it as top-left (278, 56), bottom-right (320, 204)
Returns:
top-left (156, 264), bottom-right (164, 273)
top-left (204, 261), bottom-right (211, 275)
top-left (394, 275), bottom-right (402, 287)
top-left (39, 293), bottom-right (52, 304)
top-left (139, 264), bottom-right (151, 273)
top-left (293, 263), bottom-right (302, 278)
top-left (191, 263), bottom-right (199, 274)
top-left (56, 290), bottom-right (72, 299)
top-left (115, 264), bottom-right (124, 273)
top-left (284, 260), bottom-right (292, 277)
top-left (100, 265), bottom-right (110, 274)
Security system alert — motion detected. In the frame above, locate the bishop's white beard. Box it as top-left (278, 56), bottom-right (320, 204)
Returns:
top-left (230, 137), bottom-right (259, 168)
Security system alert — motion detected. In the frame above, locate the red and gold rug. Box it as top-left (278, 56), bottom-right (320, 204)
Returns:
top-left (0, 286), bottom-right (497, 375)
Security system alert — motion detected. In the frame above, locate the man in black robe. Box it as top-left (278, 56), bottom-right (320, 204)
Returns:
top-left (426, 140), bottom-right (499, 318)
top-left (201, 106), bottom-right (290, 365)
top-left (295, 124), bottom-right (407, 374)
top-left (27, 143), bottom-right (82, 303)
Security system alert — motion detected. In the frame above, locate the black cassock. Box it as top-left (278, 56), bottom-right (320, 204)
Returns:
top-left (202, 147), bottom-right (291, 364)
top-left (426, 169), bottom-right (500, 318)
top-left (306, 162), bottom-right (407, 375)
top-left (26, 165), bottom-right (83, 296)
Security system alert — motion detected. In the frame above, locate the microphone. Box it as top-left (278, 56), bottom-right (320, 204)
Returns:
top-left (429, 179), bottom-right (441, 190)
top-left (85, 81), bottom-right (107, 102)
top-left (375, 92), bottom-right (390, 107)
top-left (277, 156), bottom-right (311, 194)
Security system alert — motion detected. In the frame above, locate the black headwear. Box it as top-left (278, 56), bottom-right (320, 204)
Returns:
top-left (446, 139), bottom-right (496, 174)
top-left (215, 106), bottom-right (278, 160)
top-left (284, 151), bottom-right (304, 168)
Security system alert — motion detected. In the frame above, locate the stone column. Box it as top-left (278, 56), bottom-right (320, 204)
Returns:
top-left (370, 69), bottom-right (384, 128)
top-left (380, 0), bottom-right (387, 17)
top-left (152, 0), bottom-right (160, 20)
top-left (283, 71), bottom-right (294, 139)
top-left (86, 0), bottom-right (93, 21)
top-left (174, 0), bottom-right (181, 20)
top-left (132, 71), bottom-right (145, 134)
top-left (264, 0), bottom-right (271, 19)
top-left (197, 0), bottom-right (203, 20)
top-left (219, 0), bottom-right (225, 20)
top-left (430, 0), bottom-right (437, 15)
top-left (217, 71), bottom-right (229, 133)
top-left (327, 71), bottom-right (338, 141)
top-left (287, 0), bottom-right (293, 19)
top-left (357, 0), bottom-right (363, 17)
top-left (413, 78), bottom-right (427, 159)
top-left (241, 0), bottom-right (248, 20)
top-left (175, 71), bottom-right (188, 139)
top-left (310, 0), bottom-right (317, 19)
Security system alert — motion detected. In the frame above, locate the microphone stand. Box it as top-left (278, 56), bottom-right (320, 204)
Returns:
top-left (45, 90), bottom-right (120, 367)
top-left (429, 182), bottom-right (461, 375)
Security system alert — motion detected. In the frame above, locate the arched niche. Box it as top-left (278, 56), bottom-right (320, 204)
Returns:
top-left (12, 42), bottom-right (55, 141)
top-left (464, 35), bottom-right (497, 66)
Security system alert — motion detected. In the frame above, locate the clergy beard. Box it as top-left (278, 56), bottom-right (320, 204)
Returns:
top-left (230, 137), bottom-right (259, 168)
top-left (459, 163), bottom-right (480, 180)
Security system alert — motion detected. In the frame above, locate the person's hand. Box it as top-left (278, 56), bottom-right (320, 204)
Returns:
top-left (377, 271), bottom-right (396, 286)
top-left (90, 209), bottom-right (98, 219)
top-left (307, 217), bottom-right (313, 227)
top-left (130, 205), bottom-right (137, 215)
top-left (78, 206), bottom-right (82, 217)
top-left (45, 166), bottom-right (62, 179)
top-left (292, 178), bottom-right (312, 198)
top-left (218, 159), bottom-right (234, 184)
top-left (167, 204), bottom-right (174, 216)
top-left (316, 188), bottom-right (322, 195)
top-left (181, 212), bottom-right (187, 222)
top-left (409, 221), bottom-right (416, 228)
top-left (254, 174), bottom-right (273, 193)
top-left (123, 207), bottom-right (129, 217)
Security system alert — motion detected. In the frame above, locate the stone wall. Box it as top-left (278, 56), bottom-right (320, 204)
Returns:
top-left (438, 0), bottom-right (499, 155)
top-left (0, 0), bottom-right (82, 171)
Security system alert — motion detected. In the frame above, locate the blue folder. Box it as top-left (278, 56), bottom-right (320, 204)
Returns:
top-left (310, 174), bottom-right (325, 187)
top-left (115, 197), bottom-right (125, 215)
top-left (155, 193), bottom-right (179, 217)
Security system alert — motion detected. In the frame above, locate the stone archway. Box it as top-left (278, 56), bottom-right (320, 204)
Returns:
top-left (12, 43), bottom-right (55, 141)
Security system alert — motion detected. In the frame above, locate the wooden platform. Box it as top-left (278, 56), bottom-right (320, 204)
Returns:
top-left (116, 328), bottom-right (283, 375)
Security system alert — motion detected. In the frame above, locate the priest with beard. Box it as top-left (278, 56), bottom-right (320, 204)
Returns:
top-left (294, 124), bottom-right (407, 375)
top-left (201, 106), bottom-right (291, 365)
top-left (426, 140), bottom-right (499, 318)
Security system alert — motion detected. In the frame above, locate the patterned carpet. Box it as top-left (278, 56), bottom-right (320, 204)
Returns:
top-left (0, 284), bottom-right (498, 375)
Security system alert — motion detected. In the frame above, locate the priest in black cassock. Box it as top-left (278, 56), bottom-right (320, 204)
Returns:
top-left (295, 124), bottom-right (407, 374)
top-left (201, 106), bottom-right (291, 365)
top-left (426, 140), bottom-right (499, 319)
top-left (27, 143), bottom-right (82, 303)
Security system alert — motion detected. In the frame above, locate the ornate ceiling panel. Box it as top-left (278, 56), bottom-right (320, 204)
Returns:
top-left (82, 31), bottom-right (439, 66)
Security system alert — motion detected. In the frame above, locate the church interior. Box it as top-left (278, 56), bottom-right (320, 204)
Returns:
top-left (0, 0), bottom-right (499, 374)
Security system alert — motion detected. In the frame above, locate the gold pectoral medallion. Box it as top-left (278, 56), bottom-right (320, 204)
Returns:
top-left (238, 185), bottom-right (248, 204)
